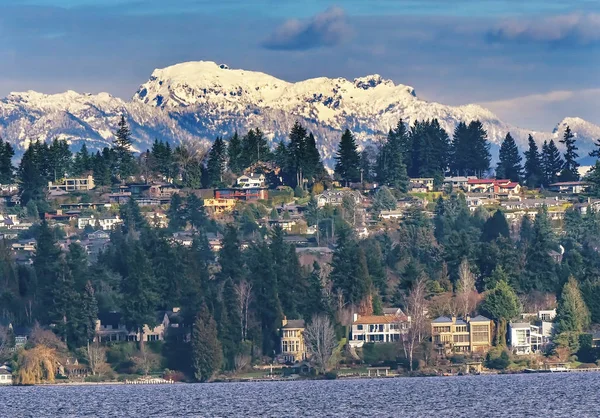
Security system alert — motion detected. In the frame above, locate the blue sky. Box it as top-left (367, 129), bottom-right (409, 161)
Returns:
top-left (1, 0), bottom-right (599, 130)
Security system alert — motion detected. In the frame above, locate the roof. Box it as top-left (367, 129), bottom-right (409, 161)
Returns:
top-left (455, 320), bottom-right (467, 325)
top-left (499, 182), bottom-right (519, 188)
top-left (510, 322), bottom-right (531, 329)
top-left (470, 315), bottom-right (491, 322)
top-left (467, 179), bottom-right (496, 184)
top-left (383, 307), bottom-right (404, 315)
top-left (282, 319), bottom-right (305, 329)
top-left (548, 181), bottom-right (589, 186)
top-left (98, 312), bottom-right (122, 328)
top-left (0, 369), bottom-right (11, 375)
top-left (354, 315), bottom-right (407, 325)
top-left (432, 316), bottom-right (453, 323)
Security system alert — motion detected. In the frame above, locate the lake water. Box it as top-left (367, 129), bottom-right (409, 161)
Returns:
top-left (0, 373), bottom-right (598, 417)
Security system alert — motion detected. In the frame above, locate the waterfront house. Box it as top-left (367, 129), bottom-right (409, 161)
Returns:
top-left (95, 308), bottom-right (181, 343)
top-left (0, 368), bottom-right (13, 385)
top-left (508, 322), bottom-right (551, 355)
top-left (349, 312), bottom-right (410, 348)
top-left (279, 317), bottom-right (307, 363)
top-left (431, 315), bottom-right (492, 355)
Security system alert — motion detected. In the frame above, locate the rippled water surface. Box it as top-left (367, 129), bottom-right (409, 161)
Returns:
top-left (1, 373), bottom-right (598, 417)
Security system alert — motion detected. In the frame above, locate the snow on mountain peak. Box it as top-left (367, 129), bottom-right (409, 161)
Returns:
top-left (1, 60), bottom-right (599, 166)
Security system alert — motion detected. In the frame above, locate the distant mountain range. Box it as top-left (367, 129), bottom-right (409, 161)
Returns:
top-left (1, 61), bottom-right (598, 166)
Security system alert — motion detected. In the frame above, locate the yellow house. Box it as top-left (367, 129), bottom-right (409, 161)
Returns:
top-left (203, 198), bottom-right (237, 214)
top-left (431, 315), bottom-right (492, 355)
top-left (280, 317), bottom-right (307, 363)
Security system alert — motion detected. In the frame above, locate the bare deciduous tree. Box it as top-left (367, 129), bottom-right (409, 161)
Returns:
top-left (86, 341), bottom-right (107, 376)
top-left (304, 315), bottom-right (338, 374)
top-left (402, 274), bottom-right (429, 372)
top-left (456, 258), bottom-right (477, 318)
top-left (234, 353), bottom-right (251, 373)
top-left (234, 280), bottom-right (252, 341)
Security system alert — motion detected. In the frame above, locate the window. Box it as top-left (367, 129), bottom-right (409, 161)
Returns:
top-left (357, 325), bottom-right (363, 330)
top-left (471, 325), bottom-right (489, 343)
top-left (453, 334), bottom-right (469, 343)
top-left (282, 341), bottom-right (289, 352)
top-left (455, 326), bottom-right (467, 333)
top-left (433, 326), bottom-right (451, 333)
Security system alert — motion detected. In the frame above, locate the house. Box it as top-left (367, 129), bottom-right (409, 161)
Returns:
top-left (95, 308), bottom-right (180, 343)
top-left (144, 211), bottom-right (169, 228)
top-left (77, 215), bottom-right (123, 231)
top-left (466, 196), bottom-right (489, 212)
top-left (11, 239), bottom-right (36, 252)
top-left (409, 178), bottom-right (435, 192)
top-left (0, 184), bottom-right (19, 194)
top-left (547, 181), bottom-right (591, 194)
top-left (59, 358), bottom-right (90, 378)
top-left (316, 190), bottom-right (362, 208)
top-left (204, 198), bottom-right (237, 214)
top-left (467, 179), bottom-right (521, 196)
top-left (592, 331), bottom-right (600, 348)
top-left (431, 315), bottom-right (492, 354)
top-left (279, 317), bottom-right (307, 363)
top-left (379, 209), bottom-right (404, 220)
top-left (148, 183), bottom-right (178, 199)
top-left (508, 322), bottom-right (553, 355)
top-left (48, 175), bottom-right (95, 192)
top-left (108, 192), bottom-right (132, 205)
top-left (237, 173), bottom-right (266, 189)
top-left (443, 176), bottom-right (477, 190)
top-left (349, 312), bottom-right (410, 348)
top-left (88, 230), bottom-right (110, 240)
top-left (0, 368), bottom-right (13, 385)
top-left (214, 188), bottom-right (268, 201)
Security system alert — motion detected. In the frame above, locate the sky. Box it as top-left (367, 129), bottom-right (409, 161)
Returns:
top-left (0, 0), bottom-right (599, 130)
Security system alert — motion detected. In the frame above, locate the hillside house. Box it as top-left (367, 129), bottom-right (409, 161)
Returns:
top-left (547, 181), bottom-right (590, 194)
top-left (349, 312), bottom-right (410, 348)
top-left (409, 178), bottom-right (435, 191)
top-left (237, 173), bottom-right (266, 189)
top-left (431, 315), bottom-right (492, 355)
top-left (316, 190), bottom-right (362, 208)
top-left (95, 308), bottom-right (181, 343)
top-left (215, 188), bottom-right (268, 201)
top-left (204, 198), bottom-right (237, 214)
top-left (443, 176), bottom-right (477, 190)
top-left (48, 175), bottom-right (95, 192)
top-left (77, 215), bottom-right (123, 231)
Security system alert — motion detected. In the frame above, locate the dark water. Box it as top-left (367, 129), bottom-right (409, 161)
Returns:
top-left (0, 373), bottom-right (598, 417)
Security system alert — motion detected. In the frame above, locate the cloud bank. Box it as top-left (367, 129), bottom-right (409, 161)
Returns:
top-left (489, 13), bottom-right (600, 45)
top-left (262, 7), bottom-right (350, 51)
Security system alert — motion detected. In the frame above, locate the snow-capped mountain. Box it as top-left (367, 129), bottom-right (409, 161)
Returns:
top-left (0, 60), bottom-right (598, 165)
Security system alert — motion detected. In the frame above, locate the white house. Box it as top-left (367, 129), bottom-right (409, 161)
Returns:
top-left (78, 215), bottom-right (123, 231)
top-left (0, 367), bottom-right (13, 385)
top-left (316, 190), bottom-right (362, 208)
top-left (237, 173), bottom-right (265, 189)
top-left (510, 309), bottom-right (556, 355)
top-left (443, 176), bottom-right (477, 190)
top-left (349, 312), bottom-right (410, 348)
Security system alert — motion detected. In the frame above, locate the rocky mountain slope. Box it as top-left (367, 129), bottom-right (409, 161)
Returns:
top-left (0, 61), bottom-right (597, 164)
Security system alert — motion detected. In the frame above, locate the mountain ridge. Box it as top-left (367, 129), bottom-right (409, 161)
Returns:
top-left (0, 60), bottom-right (598, 165)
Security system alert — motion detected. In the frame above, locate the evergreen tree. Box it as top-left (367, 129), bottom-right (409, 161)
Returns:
top-left (227, 132), bottom-right (243, 174)
top-left (48, 139), bottom-right (72, 180)
top-left (378, 119), bottom-right (409, 191)
top-left (559, 126), bottom-right (580, 181)
top-left (408, 119), bottom-right (449, 181)
top-left (167, 194), bottom-right (187, 231)
top-left (496, 133), bottom-right (522, 182)
top-left (481, 210), bottom-right (510, 242)
top-left (468, 121), bottom-right (492, 177)
top-left (187, 193), bottom-right (207, 231)
top-left (0, 137), bottom-right (15, 184)
top-left (523, 135), bottom-right (543, 188)
top-left (334, 129), bottom-right (361, 185)
top-left (48, 259), bottom-right (77, 343)
top-left (372, 186), bottom-right (397, 213)
top-left (449, 122), bottom-right (469, 176)
top-left (17, 144), bottom-right (46, 206)
top-left (218, 224), bottom-right (244, 283)
top-left (241, 128), bottom-right (270, 168)
top-left (541, 140), bottom-right (562, 186)
top-left (113, 115), bottom-right (136, 179)
top-left (521, 206), bottom-right (558, 292)
top-left (120, 242), bottom-right (159, 343)
top-left (205, 137), bottom-right (227, 187)
top-left (72, 144), bottom-right (91, 176)
top-left (556, 276), bottom-right (591, 334)
top-left (584, 161), bottom-right (600, 197)
top-left (192, 305), bottom-right (223, 382)
top-left (33, 221), bottom-right (62, 324)
top-left (330, 230), bottom-right (371, 305)
top-left (480, 280), bottom-right (520, 345)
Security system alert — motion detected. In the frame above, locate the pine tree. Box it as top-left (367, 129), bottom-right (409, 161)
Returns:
top-left (48, 259), bottom-right (77, 344)
top-left (481, 210), bottom-right (510, 242)
top-left (227, 132), bottom-right (243, 174)
top-left (218, 224), bottom-right (244, 283)
top-left (330, 229), bottom-right (371, 305)
top-left (496, 133), bottom-right (522, 182)
top-left (17, 145), bottom-right (46, 206)
top-left (192, 305), bottom-right (223, 382)
top-left (378, 120), bottom-right (409, 191)
top-left (334, 129), bottom-right (361, 185)
top-left (541, 140), bottom-right (563, 186)
top-left (449, 122), bottom-right (469, 176)
top-left (241, 128), bottom-right (270, 168)
top-left (113, 115), bottom-right (136, 179)
top-left (559, 126), bottom-right (579, 181)
top-left (187, 193), bottom-right (207, 231)
top-left (523, 135), bottom-right (543, 188)
top-left (33, 220), bottom-right (62, 324)
top-left (205, 137), bottom-right (227, 187)
top-left (556, 276), bottom-right (591, 334)
top-left (468, 121), bottom-right (492, 177)
top-left (0, 137), bottom-right (15, 184)
top-left (167, 194), bottom-right (187, 231)
top-left (480, 280), bottom-right (520, 344)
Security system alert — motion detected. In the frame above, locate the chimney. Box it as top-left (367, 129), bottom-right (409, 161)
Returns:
top-left (282, 315), bottom-right (287, 327)
top-left (451, 316), bottom-right (456, 324)
top-left (466, 314), bottom-right (471, 323)
top-left (353, 313), bottom-right (359, 323)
